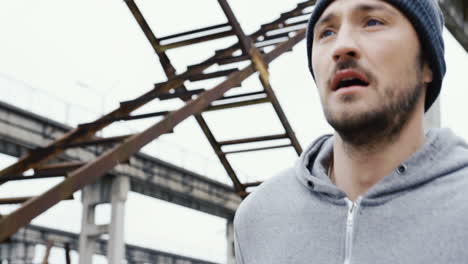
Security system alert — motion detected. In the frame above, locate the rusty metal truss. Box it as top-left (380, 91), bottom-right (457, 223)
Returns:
top-left (0, 0), bottom-right (316, 242)
top-left (439, 0), bottom-right (468, 52)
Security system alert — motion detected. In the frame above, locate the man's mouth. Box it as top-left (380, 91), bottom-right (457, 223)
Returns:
top-left (331, 70), bottom-right (370, 91)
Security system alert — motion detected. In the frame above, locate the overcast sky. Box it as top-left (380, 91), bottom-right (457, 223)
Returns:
top-left (0, 0), bottom-right (467, 263)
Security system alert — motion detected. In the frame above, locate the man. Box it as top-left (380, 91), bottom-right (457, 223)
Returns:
top-left (234, 0), bottom-right (468, 263)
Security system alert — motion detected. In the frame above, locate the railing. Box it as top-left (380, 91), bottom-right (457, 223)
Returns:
top-left (0, 72), bottom-right (251, 185)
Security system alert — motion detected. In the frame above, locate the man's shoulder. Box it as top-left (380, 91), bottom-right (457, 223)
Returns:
top-left (234, 166), bottom-right (308, 226)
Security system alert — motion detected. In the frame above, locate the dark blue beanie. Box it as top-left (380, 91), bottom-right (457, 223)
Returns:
top-left (306, 0), bottom-right (446, 112)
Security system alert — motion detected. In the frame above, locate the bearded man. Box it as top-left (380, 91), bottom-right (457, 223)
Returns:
top-left (233, 0), bottom-right (468, 263)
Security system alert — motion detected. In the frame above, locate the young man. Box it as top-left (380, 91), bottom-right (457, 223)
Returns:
top-left (234, 0), bottom-right (468, 263)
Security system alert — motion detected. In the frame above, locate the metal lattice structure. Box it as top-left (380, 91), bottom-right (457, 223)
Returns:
top-left (0, 0), bottom-right (316, 242)
top-left (0, 0), bottom-right (465, 252)
top-left (439, 0), bottom-right (468, 52)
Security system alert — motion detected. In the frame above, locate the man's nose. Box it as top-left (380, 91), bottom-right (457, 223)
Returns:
top-left (332, 30), bottom-right (360, 62)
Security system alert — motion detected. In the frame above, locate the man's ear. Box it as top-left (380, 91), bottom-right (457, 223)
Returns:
top-left (422, 62), bottom-right (433, 84)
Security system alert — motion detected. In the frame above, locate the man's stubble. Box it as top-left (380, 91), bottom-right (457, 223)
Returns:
top-left (323, 57), bottom-right (424, 152)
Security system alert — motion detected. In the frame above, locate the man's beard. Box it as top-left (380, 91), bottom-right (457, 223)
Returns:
top-left (324, 61), bottom-right (423, 151)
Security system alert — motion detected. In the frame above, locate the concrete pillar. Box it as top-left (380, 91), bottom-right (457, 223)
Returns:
top-left (424, 97), bottom-right (441, 130)
top-left (79, 176), bottom-right (130, 264)
top-left (0, 242), bottom-right (35, 264)
top-left (108, 176), bottom-right (130, 264)
top-left (226, 218), bottom-right (235, 264)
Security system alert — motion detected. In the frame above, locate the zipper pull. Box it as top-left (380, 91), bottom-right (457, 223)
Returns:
top-left (345, 196), bottom-right (363, 213)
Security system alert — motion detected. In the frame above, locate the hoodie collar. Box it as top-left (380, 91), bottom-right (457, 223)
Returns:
top-left (295, 128), bottom-right (468, 205)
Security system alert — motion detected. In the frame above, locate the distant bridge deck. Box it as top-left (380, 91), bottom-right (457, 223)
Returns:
top-left (0, 100), bottom-right (241, 219)
top-left (6, 224), bottom-right (219, 264)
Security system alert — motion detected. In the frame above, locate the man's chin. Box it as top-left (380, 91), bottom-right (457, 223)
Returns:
top-left (325, 104), bottom-right (371, 121)
top-left (324, 107), bottom-right (382, 132)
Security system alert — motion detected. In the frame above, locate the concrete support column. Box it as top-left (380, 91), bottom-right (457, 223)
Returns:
top-left (226, 218), bottom-right (235, 264)
top-left (79, 175), bottom-right (130, 264)
top-left (79, 185), bottom-right (97, 264)
top-left (0, 242), bottom-right (35, 264)
top-left (108, 176), bottom-right (130, 264)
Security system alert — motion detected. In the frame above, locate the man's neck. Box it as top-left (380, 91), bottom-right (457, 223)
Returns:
top-left (331, 112), bottom-right (426, 201)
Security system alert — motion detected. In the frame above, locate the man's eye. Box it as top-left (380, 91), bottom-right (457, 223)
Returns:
top-left (366, 19), bottom-right (383, 27)
top-left (320, 30), bottom-right (334, 39)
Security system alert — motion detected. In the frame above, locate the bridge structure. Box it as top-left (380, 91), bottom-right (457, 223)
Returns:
top-left (0, 0), bottom-right (466, 263)
top-left (6, 225), bottom-right (218, 264)
top-left (0, 0), bottom-right (313, 262)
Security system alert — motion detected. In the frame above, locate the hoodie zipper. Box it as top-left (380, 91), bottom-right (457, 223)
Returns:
top-left (344, 196), bottom-right (362, 264)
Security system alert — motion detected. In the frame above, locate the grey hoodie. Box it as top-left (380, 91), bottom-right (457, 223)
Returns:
top-left (234, 128), bottom-right (468, 264)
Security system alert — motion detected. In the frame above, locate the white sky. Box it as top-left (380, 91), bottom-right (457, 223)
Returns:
top-left (0, 0), bottom-right (467, 263)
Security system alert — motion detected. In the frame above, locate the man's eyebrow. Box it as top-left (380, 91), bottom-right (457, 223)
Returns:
top-left (314, 3), bottom-right (398, 32)
top-left (314, 13), bottom-right (336, 32)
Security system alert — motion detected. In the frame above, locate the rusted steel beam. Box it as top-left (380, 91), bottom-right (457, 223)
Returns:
top-left (439, 0), bottom-right (468, 52)
top-left (223, 144), bottom-right (293, 155)
top-left (215, 0), bottom-right (305, 159)
top-left (129, 1), bottom-right (247, 197)
top-left (42, 240), bottom-right (53, 264)
top-left (264, 29), bottom-right (306, 64)
top-left (188, 68), bottom-right (239, 82)
top-left (242, 181), bottom-right (263, 188)
top-left (0, 196), bottom-right (33, 205)
top-left (216, 54), bottom-right (251, 65)
top-left (124, 0), bottom-right (176, 76)
top-left (160, 29), bottom-right (234, 51)
top-left (262, 32), bottom-right (292, 42)
top-left (297, 0), bottom-right (316, 8)
top-left (0, 30), bottom-right (303, 239)
top-left (79, 111), bottom-right (169, 128)
top-left (258, 2), bottom-right (314, 35)
top-left (0, 62), bottom-right (255, 242)
top-left (118, 111), bottom-right (170, 121)
top-left (265, 24), bottom-right (308, 39)
top-left (116, 83), bottom-right (175, 108)
top-left (204, 97), bottom-right (270, 112)
top-left (285, 19), bottom-right (310, 27)
top-left (241, 2), bottom-right (306, 158)
top-left (124, 0), bottom-right (250, 194)
top-left (0, 5), bottom-right (307, 186)
top-left (254, 31), bottom-right (306, 156)
top-left (217, 91), bottom-right (265, 101)
top-left (34, 161), bottom-right (86, 176)
top-left (255, 38), bottom-right (289, 49)
top-left (194, 114), bottom-right (244, 192)
top-left (216, 0), bottom-right (302, 157)
top-left (187, 54), bottom-right (250, 70)
top-left (237, 191), bottom-right (250, 198)
top-left (214, 45), bottom-right (240, 56)
top-left (0, 1), bottom-right (313, 242)
top-left (0, 81), bottom-right (180, 183)
top-left (158, 88), bottom-right (205, 100)
top-left (159, 23), bottom-right (231, 41)
top-left (218, 134), bottom-right (288, 146)
top-left (1, 162), bottom-right (83, 183)
top-left (0, 174), bottom-right (65, 183)
top-left (217, 0), bottom-right (252, 54)
top-left (35, 161), bottom-right (85, 171)
top-left (124, 0), bottom-right (250, 90)
top-left (280, 7), bottom-right (311, 19)
top-left (60, 135), bottom-right (132, 148)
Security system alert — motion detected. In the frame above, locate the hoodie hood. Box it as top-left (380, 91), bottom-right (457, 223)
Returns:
top-left (295, 128), bottom-right (468, 205)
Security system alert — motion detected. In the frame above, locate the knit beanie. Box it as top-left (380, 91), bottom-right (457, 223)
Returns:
top-left (306, 0), bottom-right (446, 111)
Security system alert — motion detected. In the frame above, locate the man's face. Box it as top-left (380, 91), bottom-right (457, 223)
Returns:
top-left (311, 0), bottom-right (433, 142)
